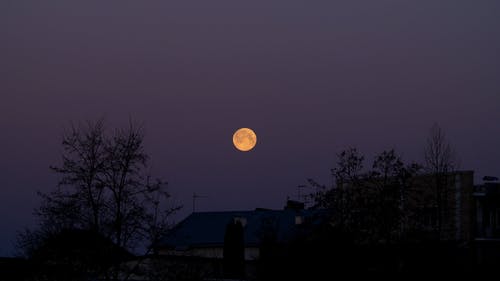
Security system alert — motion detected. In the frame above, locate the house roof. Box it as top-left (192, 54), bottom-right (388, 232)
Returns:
top-left (157, 208), bottom-right (326, 250)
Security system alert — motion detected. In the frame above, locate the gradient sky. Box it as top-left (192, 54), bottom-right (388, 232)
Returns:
top-left (1, 1), bottom-right (499, 256)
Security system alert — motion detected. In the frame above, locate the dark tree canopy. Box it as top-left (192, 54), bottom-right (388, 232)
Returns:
top-left (309, 124), bottom-right (458, 246)
top-left (310, 147), bottom-right (424, 244)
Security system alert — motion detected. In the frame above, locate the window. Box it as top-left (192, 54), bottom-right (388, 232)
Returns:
top-left (295, 216), bottom-right (304, 225)
top-left (233, 217), bottom-right (247, 227)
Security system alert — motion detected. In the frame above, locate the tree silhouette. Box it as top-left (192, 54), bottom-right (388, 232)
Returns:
top-left (424, 123), bottom-right (457, 239)
top-left (26, 229), bottom-right (133, 281)
top-left (17, 119), bottom-right (181, 279)
top-left (332, 147), bottom-right (364, 187)
top-left (305, 138), bottom-right (473, 272)
top-left (310, 148), bottom-right (423, 245)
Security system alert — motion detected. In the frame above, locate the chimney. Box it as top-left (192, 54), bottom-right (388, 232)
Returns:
top-left (285, 200), bottom-right (304, 211)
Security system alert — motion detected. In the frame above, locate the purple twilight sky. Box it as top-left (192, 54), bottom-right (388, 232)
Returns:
top-left (1, 1), bottom-right (499, 256)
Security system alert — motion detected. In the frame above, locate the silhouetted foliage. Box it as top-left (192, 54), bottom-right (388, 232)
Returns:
top-left (24, 229), bottom-right (132, 281)
top-left (147, 257), bottom-right (213, 281)
top-left (300, 128), bottom-right (478, 274)
top-left (333, 147), bottom-right (364, 186)
top-left (425, 123), bottom-right (456, 175)
top-left (424, 122), bottom-right (457, 238)
top-left (17, 119), bottom-right (181, 280)
top-left (0, 257), bottom-right (29, 281)
top-left (309, 148), bottom-right (423, 245)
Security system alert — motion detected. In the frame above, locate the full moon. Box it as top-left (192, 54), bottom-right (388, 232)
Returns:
top-left (233, 128), bottom-right (257, 152)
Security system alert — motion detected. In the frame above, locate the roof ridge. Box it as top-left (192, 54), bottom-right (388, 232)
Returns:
top-left (191, 209), bottom-right (285, 215)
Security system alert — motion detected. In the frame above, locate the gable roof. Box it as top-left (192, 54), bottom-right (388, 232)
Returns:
top-left (157, 209), bottom-right (326, 250)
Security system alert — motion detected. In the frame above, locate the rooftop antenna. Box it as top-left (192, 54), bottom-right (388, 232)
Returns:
top-left (192, 192), bottom-right (207, 213)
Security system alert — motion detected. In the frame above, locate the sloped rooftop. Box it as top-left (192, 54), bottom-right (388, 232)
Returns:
top-left (157, 208), bottom-right (326, 250)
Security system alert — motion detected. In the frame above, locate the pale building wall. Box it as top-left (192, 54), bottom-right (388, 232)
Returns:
top-left (159, 247), bottom-right (223, 259)
top-left (159, 246), bottom-right (260, 261)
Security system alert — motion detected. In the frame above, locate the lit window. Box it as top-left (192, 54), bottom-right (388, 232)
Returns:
top-left (234, 217), bottom-right (247, 227)
top-left (295, 216), bottom-right (304, 225)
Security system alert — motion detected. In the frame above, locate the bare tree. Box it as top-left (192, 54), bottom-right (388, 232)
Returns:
top-left (372, 149), bottom-right (404, 182)
top-left (370, 149), bottom-right (405, 242)
top-left (424, 123), bottom-right (456, 175)
top-left (308, 148), bottom-right (364, 209)
top-left (332, 147), bottom-right (364, 187)
top-left (310, 148), bottom-right (425, 244)
top-left (309, 148), bottom-right (367, 237)
top-left (48, 119), bottom-right (107, 232)
top-left (424, 123), bottom-right (456, 239)
top-left (18, 119), bottom-right (181, 280)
